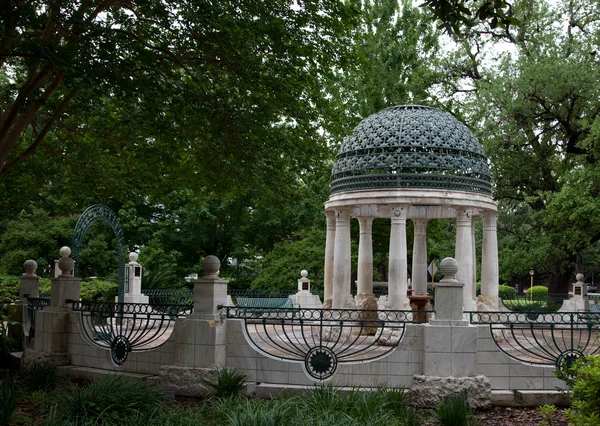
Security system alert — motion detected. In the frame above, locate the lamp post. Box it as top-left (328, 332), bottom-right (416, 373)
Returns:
top-left (529, 268), bottom-right (535, 302)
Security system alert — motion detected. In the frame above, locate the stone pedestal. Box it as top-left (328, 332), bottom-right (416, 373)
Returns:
top-left (28, 247), bottom-right (80, 365)
top-left (118, 252), bottom-right (149, 304)
top-left (562, 273), bottom-right (589, 312)
top-left (290, 271), bottom-right (321, 308)
top-left (159, 255), bottom-right (229, 396)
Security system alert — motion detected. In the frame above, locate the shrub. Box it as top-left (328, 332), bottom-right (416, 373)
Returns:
top-left (0, 374), bottom-right (18, 426)
top-left (20, 361), bottom-right (57, 392)
top-left (63, 374), bottom-right (165, 423)
top-left (526, 285), bottom-right (548, 301)
top-left (475, 282), bottom-right (481, 296)
top-left (498, 285), bottom-right (517, 300)
top-left (435, 394), bottom-right (475, 426)
top-left (79, 279), bottom-right (118, 301)
top-left (563, 356), bottom-right (600, 425)
top-left (201, 367), bottom-right (247, 399)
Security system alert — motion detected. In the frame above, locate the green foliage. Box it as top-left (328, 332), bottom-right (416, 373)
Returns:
top-left (62, 375), bottom-right (165, 424)
top-left (0, 374), bottom-right (18, 426)
top-left (435, 394), bottom-right (475, 426)
top-left (20, 361), bottom-right (58, 392)
top-left (498, 285), bottom-right (517, 300)
top-left (539, 404), bottom-right (557, 426)
top-left (0, 308), bottom-right (20, 365)
top-left (79, 279), bottom-right (118, 302)
top-left (201, 367), bottom-right (248, 399)
top-left (252, 228), bottom-right (333, 293)
top-left (526, 285), bottom-right (549, 301)
top-left (141, 268), bottom-right (180, 290)
top-left (563, 356), bottom-right (600, 425)
top-left (475, 282), bottom-right (481, 297)
top-left (0, 276), bottom-right (19, 306)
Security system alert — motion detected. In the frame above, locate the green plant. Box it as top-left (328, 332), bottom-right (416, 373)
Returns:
top-left (399, 406), bottom-right (422, 426)
top-left (0, 374), bottom-right (18, 426)
top-left (539, 404), bottom-right (557, 426)
top-left (20, 361), bottom-right (58, 392)
top-left (563, 356), bottom-right (600, 425)
top-left (0, 308), bottom-right (20, 365)
top-left (435, 394), bottom-right (475, 426)
top-left (62, 374), bottom-right (165, 423)
top-left (526, 285), bottom-right (548, 301)
top-left (498, 285), bottom-right (517, 300)
top-left (200, 366), bottom-right (247, 399)
top-left (475, 282), bottom-right (481, 296)
top-left (79, 279), bottom-right (119, 301)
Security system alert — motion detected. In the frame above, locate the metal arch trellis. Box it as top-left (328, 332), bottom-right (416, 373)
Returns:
top-left (220, 306), bottom-right (429, 381)
top-left (71, 204), bottom-right (127, 303)
top-left (470, 311), bottom-right (600, 375)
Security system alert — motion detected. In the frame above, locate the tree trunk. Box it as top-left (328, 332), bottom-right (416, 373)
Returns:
top-left (547, 270), bottom-right (572, 294)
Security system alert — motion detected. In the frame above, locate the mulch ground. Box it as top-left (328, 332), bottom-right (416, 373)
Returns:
top-left (474, 406), bottom-right (568, 426)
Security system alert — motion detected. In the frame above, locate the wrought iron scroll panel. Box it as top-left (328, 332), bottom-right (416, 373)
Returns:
top-left (470, 311), bottom-right (600, 374)
top-left (221, 306), bottom-right (428, 381)
top-left (25, 296), bottom-right (49, 338)
top-left (71, 204), bottom-right (127, 303)
top-left (71, 300), bottom-right (192, 365)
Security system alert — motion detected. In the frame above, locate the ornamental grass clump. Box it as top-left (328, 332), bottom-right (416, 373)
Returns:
top-left (62, 374), bottom-right (165, 424)
top-left (435, 393), bottom-right (475, 426)
top-left (201, 366), bottom-right (247, 399)
top-left (20, 361), bottom-right (58, 392)
top-left (0, 374), bottom-right (18, 426)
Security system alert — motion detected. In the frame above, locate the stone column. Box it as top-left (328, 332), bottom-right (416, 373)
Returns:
top-left (479, 211), bottom-right (499, 309)
top-left (389, 205), bottom-right (410, 309)
top-left (411, 219), bottom-right (429, 296)
top-left (455, 209), bottom-right (474, 311)
top-left (323, 210), bottom-right (336, 308)
top-left (357, 217), bottom-right (377, 311)
top-left (26, 247), bottom-right (81, 366)
top-left (15, 260), bottom-right (40, 346)
top-left (332, 208), bottom-right (353, 309)
top-left (160, 255), bottom-right (229, 396)
top-left (471, 215), bottom-right (477, 299)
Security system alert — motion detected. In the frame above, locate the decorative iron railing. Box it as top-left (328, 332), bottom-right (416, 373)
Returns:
top-left (470, 311), bottom-right (600, 374)
top-left (500, 293), bottom-right (570, 314)
top-left (142, 288), bottom-right (193, 307)
top-left (220, 305), bottom-right (428, 381)
top-left (70, 300), bottom-right (192, 365)
top-left (25, 296), bottom-right (49, 338)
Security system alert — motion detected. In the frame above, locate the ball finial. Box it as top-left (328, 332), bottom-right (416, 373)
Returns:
top-left (60, 246), bottom-right (71, 258)
top-left (202, 255), bottom-right (220, 278)
top-left (23, 259), bottom-right (38, 276)
top-left (439, 257), bottom-right (459, 281)
top-left (301, 270), bottom-right (308, 278)
top-left (129, 252), bottom-right (139, 263)
top-left (576, 273), bottom-right (584, 283)
top-left (58, 246), bottom-right (74, 276)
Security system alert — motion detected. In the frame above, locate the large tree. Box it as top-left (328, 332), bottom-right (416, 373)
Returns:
top-left (447, 0), bottom-right (600, 291)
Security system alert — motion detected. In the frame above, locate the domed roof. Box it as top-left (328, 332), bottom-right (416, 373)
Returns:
top-left (330, 105), bottom-right (492, 195)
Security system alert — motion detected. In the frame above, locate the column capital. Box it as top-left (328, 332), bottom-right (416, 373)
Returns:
top-left (334, 208), bottom-right (352, 224)
top-left (324, 209), bottom-right (336, 229)
top-left (389, 204), bottom-right (409, 221)
top-left (481, 210), bottom-right (499, 229)
top-left (411, 218), bottom-right (428, 235)
top-left (455, 208), bottom-right (473, 225)
top-left (356, 216), bottom-right (374, 234)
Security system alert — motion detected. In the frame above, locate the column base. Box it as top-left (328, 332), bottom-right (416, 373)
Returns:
top-left (408, 295), bottom-right (433, 322)
top-left (356, 293), bottom-right (378, 335)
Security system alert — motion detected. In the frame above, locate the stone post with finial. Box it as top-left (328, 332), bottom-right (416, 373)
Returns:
top-left (563, 273), bottom-right (589, 312)
top-left (423, 257), bottom-right (479, 378)
top-left (25, 247), bottom-right (81, 366)
top-left (119, 252), bottom-right (148, 304)
top-left (159, 255), bottom-right (229, 397)
top-left (50, 246), bottom-right (81, 308)
top-left (20, 259), bottom-right (40, 300)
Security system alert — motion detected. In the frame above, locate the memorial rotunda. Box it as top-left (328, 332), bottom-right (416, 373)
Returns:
top-left (322, 105), bottom-right (499, 313)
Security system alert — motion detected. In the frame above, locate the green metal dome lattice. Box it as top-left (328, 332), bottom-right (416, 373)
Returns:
top-left (330, 105), bottom-right (492, 195)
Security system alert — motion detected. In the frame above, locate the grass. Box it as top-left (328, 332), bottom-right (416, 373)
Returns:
top-left (0, 374), bottom-right (18, 426)
top-left (436, 393), bottom-right (475, 426)
top-left (200, 366), bottom-right (248, 399)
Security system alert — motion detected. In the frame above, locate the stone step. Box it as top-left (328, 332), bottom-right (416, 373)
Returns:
top-left (492, 390), bottom-right (570, 407)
